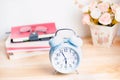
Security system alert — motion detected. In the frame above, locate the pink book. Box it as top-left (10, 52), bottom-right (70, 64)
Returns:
top-left (10, 22), bottom-right (57, 42)
top-left (6, 47), bottom-right (50, 53)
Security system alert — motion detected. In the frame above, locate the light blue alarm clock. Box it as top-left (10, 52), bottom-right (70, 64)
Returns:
top-left (49, 29), bottom-right (83, 74)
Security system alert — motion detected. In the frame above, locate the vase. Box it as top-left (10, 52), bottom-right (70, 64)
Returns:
top-left (88, 22), bottom-right (120, 47)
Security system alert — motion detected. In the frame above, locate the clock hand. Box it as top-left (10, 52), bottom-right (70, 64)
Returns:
top-left (61, 52), bottom-right (67, 64)
top-left (65, 58), bottom-right (67, 64)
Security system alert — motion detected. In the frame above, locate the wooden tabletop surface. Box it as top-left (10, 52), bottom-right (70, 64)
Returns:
top-left (0, 36), bottom-right (120, 80)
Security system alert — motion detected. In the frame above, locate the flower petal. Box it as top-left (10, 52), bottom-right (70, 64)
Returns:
top-left (115, 7), bottom-right (120, 22)
top-left (90, 8), bottom-right (101, 19)
top-left (98, 12), bottom-right (112, 25)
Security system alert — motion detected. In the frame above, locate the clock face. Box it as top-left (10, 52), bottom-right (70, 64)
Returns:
top-left (51, 47), bottom-right (80, 73)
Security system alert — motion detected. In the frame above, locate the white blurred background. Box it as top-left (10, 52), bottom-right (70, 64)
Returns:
top-left (0, 0), bottom-right (120, 39)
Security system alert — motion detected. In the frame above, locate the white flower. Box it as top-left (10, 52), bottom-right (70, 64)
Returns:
top-left (75, 0), bottom-right (120, 26)
top-left (115, 7), bottom-right (120, 22)
top-left (82, 5), bottom-right (89, 13)
top-left (111, 4), bottom-right (119, 13)
top-left (100, 0), bottom-right (113, 5)
top-left (90, 8), bottom-right (101, 19)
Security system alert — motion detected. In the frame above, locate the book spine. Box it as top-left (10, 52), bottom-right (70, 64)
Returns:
top-left (6, 47), bottom-right (50, 53)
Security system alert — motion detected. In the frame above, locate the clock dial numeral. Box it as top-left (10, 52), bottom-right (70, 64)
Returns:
top-left (59, 49), bottom-right (63, 53)
top-left (56, 62), bottom-right (60, 65)
top-left (56, 53), bottom-right (60, 56)
top-left (54, 57), bottom-right (58, 60)
top-left (60, 64), bottom-right (63, 68)
top-left (69, 64), bottom-right (72, 67)
top-left (70, 49), bottom-right (75, 56)
top-left (74, 56), bottom-right (77, 60)
top-left (64, 65), bottom-right (67, 69)
top-left (64, 47), bottom-right (68, 52)
top-left (72, 61), bottom-right (75, 64)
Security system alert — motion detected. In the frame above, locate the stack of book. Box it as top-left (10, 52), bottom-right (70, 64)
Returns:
top-left (5, 22), bottom-right (57, 59)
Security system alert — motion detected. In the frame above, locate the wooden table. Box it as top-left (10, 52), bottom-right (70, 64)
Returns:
top-left (0, 37), bottom-right (120, 80)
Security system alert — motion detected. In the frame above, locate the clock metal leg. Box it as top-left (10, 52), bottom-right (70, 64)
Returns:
top-left (52, 70), bottom-right (80, 75)
top-left (53, 70), bottom-right (58, 75)
top-left (75, 70), bottom-right (79, 74)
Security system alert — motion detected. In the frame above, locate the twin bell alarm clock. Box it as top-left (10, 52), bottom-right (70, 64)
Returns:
top-left (49, 29), bottom-right (83, 74)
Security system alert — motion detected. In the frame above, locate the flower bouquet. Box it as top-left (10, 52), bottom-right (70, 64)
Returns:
top-left (82, 0), bottom-right (120, 26)
top-left (75, 0), bottom-right (120, 47)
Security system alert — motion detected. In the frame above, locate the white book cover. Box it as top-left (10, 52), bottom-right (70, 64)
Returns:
top-left (8, 50), bottom-right (49, 60)
top-left (5, 35), bottom-right (50, 48)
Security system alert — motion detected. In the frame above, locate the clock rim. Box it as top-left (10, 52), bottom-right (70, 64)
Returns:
top-left (49, 43), bottom-right (82, 73)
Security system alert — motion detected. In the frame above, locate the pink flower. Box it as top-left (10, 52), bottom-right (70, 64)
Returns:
top-left (89, 1), bottom-right (97, 12)
top-left (111, 4), bottom-right (119, 13)
top-left (98, 12), bottom-right (112, 25)
top-left (97, 2), bottom-right (109, 12)
top-left (82, 14), bottom-right (90, 24)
